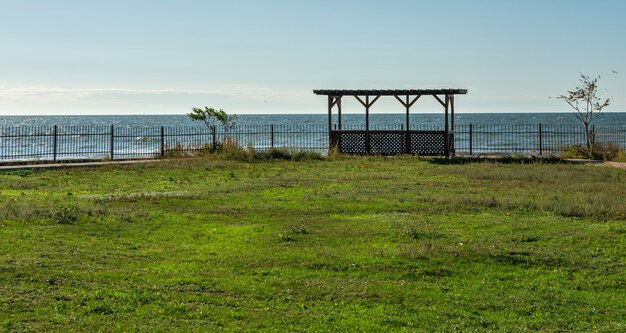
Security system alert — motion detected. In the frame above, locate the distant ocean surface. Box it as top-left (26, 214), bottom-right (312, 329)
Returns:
top-left (2, 112), bottom-right (626, 127)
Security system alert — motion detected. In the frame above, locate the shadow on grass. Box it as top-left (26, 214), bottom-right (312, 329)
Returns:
top-left (426, 155), bottom-right (566, 165)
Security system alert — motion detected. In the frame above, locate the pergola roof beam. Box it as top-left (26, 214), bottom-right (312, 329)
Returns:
top-left (394, 95), bottom-right (421, 108)
top-left (314, 89), bottom-right (468, 96)
top-left (354, 95), bottom-right (381, 108)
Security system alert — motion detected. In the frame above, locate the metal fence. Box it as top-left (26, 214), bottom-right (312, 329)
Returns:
top-left (0, 125), bottom-right (328, 162)
top-left (0, 124), bottom-right (624, 162)
top-left (454, 124), bottom-right (626, 155)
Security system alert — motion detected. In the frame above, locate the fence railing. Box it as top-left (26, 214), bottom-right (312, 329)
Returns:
top-left (0, 124), bottom-right (624, 162)
top-left (0, 125), bottom-right (329, 162)
top-left (453, 124), bottom-right (626, 155)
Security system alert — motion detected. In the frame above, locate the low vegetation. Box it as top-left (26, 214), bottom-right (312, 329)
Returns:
top-left (560, 142), bottom-right (626, 161)
top-left (165, 144), bottom-right (325, 162)
top-left (0, 155), bottom-right (624, 331)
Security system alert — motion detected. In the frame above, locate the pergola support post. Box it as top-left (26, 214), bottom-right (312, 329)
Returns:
top-left (337, 97), bottom-right (342, 130)
top-left (444, 95), bottom-right (450, 158)
top-left (450, 95), bottom-right (455, 156)
top-left (327, 96), bottom-right (332, 149)
top-left (394, 94), bottom-right (420, 154)
top-left (365, 96), bottom-right (370, 154)
top-left (450, 95), bottom-right (455, 132)
top-left (405, 96), bottom-right (410, 154)
top-left (327, 95), bottom-right (342, 150)
top-left (355, 94), bottom-right (380, 154)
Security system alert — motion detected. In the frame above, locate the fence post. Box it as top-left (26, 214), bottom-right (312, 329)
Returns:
top-left (211, 125), bottom-right (216, 152)
top-left (109, 124), bottom-right (114, 160)
top-left (160, 126), bottom-right (165, 157)
top-left (52, 125), bottom-right (58, 162)
top-left (469, 124), bottom-right (473, 156)
top-left (270, 124), bottom-right (274, 148)
top-left (538, 123), bottom-right (543, 156)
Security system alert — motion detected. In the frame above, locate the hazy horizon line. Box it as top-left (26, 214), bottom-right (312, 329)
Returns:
top-left (2, 110), bottom-right (626, 117)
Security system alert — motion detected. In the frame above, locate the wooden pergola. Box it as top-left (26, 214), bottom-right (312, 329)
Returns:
top-left (313, 89), bottom-right (468, 157)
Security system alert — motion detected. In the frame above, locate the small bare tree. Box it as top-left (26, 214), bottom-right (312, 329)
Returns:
top-left (557, 73), bottom-right (610, 149)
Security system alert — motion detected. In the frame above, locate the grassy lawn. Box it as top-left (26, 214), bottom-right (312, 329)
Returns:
top-left (0, 156), bottom-right (624, 332)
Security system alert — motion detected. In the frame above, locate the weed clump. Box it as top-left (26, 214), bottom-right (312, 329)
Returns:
top-left (49, 204), bottom-right (81, 224)
top-left (279, 223), bottom-right (312, 242)
top-left (402, 225), bottom-right (421, 240)
top-left (0, 200), bottom-right (41, 222)
top-left (290, 223), bottom-right (310, 234)
top-left (402, 220), bottom-right (439, 240)
top-left (278, 232), bottom-right (296, 243)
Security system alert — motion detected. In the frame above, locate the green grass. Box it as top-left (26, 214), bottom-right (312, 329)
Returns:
top-left (0, 156), bottom-right (624, 332)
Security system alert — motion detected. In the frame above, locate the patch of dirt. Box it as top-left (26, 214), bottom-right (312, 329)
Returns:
top-left (599, 161), bottom-right (626, 169)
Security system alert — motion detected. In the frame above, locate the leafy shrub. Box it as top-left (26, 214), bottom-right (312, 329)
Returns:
top-left (560, 145), bottom-right (594, 159)
top-left (595, 142), bottom-right (621, 161)
top-left (560, 142), bottom-right (622, 161)
top-left (613, 151), bottom-right (626, 163)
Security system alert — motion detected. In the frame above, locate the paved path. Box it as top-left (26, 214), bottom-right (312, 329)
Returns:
top-left (0, 159), bottom-right (165, 171)
top-left (563, 159), bottom-right (626, 169)
top-left (599, 161), bottom-right (626, 169)
top-left (1, 157), bottom-right (624, 172)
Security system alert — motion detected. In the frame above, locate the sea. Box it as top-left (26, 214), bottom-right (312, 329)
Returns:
top-left (2, 112), bottom-right (626, 127)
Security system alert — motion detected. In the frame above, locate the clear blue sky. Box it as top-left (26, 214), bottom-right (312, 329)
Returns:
top-left (0, 0), bottom-right (624, 115)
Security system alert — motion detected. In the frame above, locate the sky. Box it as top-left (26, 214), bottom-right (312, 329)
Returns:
top-left (0, 0), bottom-right (624, 115)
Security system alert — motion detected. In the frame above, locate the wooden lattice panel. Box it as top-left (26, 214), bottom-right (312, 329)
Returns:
top-left (331, 130), bottom-right (449, 156)
top-left (410, 132), bottom-right (446, 155)
top-left (333, 131), bottom-right (366, 154)
top-left (370, 132), bottom-right (406, 155)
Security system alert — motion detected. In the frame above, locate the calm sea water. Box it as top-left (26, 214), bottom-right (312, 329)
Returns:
top-left (1, 112), bottom-right (626, 127)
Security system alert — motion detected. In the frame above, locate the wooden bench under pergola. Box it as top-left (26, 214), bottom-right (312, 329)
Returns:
top-left (313, 89), bottom-right (468, 157)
